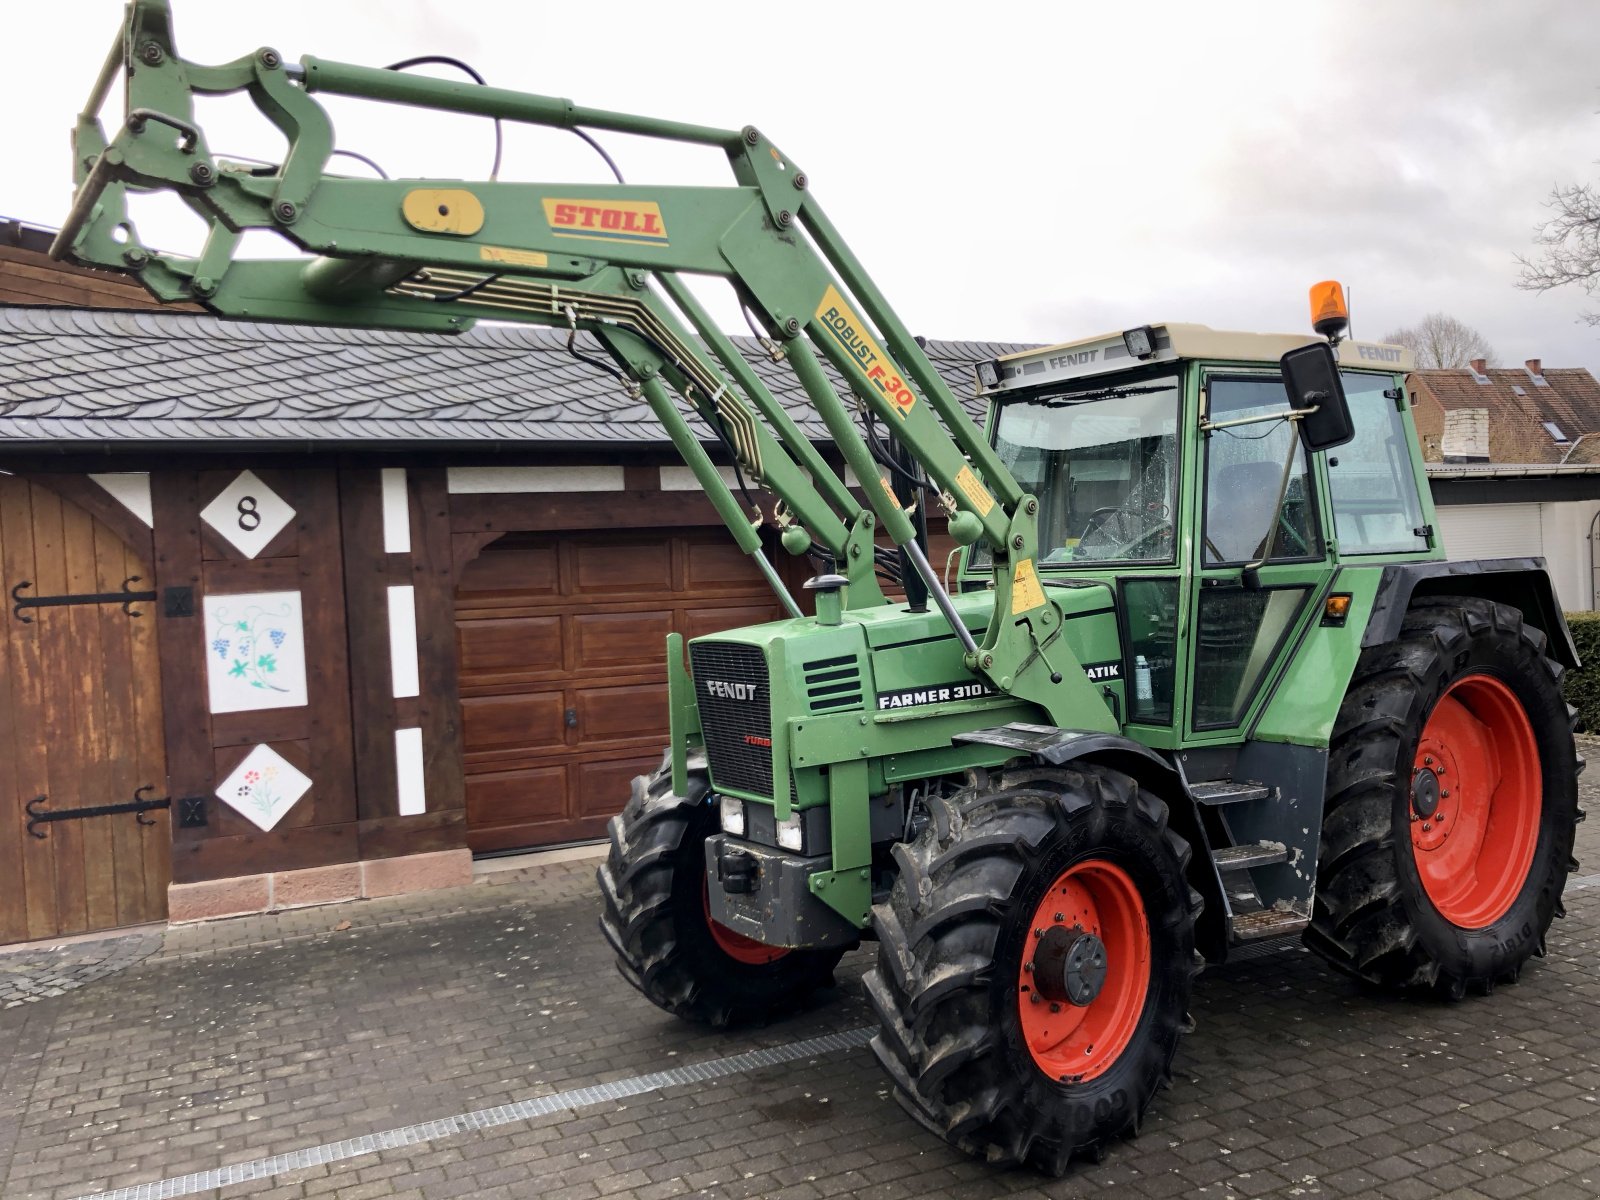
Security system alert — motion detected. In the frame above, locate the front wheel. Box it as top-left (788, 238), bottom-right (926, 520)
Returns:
top-left (865, 764), bottom-right (1200, 1174)
top-left (1307, 597), bottom-right (1580, 996)
top-left (597, 755), bottom-right (845, 1027)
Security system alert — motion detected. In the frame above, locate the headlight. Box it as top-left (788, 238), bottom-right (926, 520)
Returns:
top-left (719, 796), bottom-right (746, 837)
top-left (776, 811), bottom-right (804, 852)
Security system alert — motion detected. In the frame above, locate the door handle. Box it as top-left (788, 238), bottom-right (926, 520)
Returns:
top-left (564, 707), bottom-right (578, 729)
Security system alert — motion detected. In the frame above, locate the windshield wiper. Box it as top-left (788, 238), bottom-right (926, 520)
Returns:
top-left (999, 384), bottom-right (1173, 410)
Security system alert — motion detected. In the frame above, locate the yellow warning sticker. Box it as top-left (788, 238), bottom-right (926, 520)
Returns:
top-left (814, 285), bottom-right (918, 420)
top-left (480, 245), bottom-right (548, 268)
top-left (954, 465), bottom-right (995, 517)
top-left (1011, 558), bottom-right (1045, 615)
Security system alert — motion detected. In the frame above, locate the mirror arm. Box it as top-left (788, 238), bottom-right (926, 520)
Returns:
top-left (1200, 406), bottom-right (1314, 435)
top-left (1241, 429), bottom-right (1303, 586)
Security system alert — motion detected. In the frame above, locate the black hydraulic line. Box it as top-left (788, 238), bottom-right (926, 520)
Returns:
top-left (426, 272), bottom-right (503, 303)
top-left (383, 55), bottom-right (503, 180)
top-left (615, 325), bottom-right (761, 509)
top-left (573, 128), bottom-right (625, 184)
top-left (384, 56), bottom-right (623, 186)
top-left (562, 316), bottom-right (633, 388)
top-left (863, 406), bottom-right (937, 496)
top-left (890, 435), bottom-right (930, 612)
top-left (329, 148), bottom-right (390, 178)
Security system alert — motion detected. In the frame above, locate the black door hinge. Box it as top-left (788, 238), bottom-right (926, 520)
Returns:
top-left (26, 786), bottom-right (171, 838)
top-left (11, 576), bottom-right (157, 622)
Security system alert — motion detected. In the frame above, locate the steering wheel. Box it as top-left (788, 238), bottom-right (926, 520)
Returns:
top-left (1076, 503), bottom-right (1172, 561)
top-left (1077, 506), bottom-right (1126, 543)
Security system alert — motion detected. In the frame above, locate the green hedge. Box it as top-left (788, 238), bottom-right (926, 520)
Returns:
top-left (1565, 612), bottom-right (1600, 733)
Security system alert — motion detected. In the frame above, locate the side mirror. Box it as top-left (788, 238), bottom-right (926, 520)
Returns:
top-left (1280, 342), bottom-right (1354, 451)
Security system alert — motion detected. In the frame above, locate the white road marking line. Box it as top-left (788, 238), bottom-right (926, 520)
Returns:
top-left (71, 1027), bottom-right (875, 1200)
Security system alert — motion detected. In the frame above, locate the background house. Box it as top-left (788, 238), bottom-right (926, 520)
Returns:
top-left (1408, 358), bottom-right (1600, 610)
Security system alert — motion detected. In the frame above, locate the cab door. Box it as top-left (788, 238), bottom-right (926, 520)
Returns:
top-left (1183, 373), bottom-right (1333, 739)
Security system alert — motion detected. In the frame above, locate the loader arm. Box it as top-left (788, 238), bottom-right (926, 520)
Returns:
top-left (52, 0), bottom-right (1116, 732)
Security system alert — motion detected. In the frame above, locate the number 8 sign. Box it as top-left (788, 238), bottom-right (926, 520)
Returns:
top-left (200, 470), bottom-right (296, 559)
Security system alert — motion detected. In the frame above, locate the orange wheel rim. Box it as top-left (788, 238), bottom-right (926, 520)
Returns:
top-left (1410, 673), bottom-right (1542, 929)
top-left (1017, 859), bottom-right (1149, 1082)
top-left (702, 879), bottom-right (788, 966)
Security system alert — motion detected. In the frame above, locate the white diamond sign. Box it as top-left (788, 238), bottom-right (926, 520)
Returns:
top-left (201, 470), bottom-right (295, 558)
top-left (217, 744), bottom-right (312, 832)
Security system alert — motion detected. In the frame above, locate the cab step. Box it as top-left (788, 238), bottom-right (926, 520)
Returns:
top-left (1212, 841), bottom-right (1289, 871)
top-left (1189, 780), bottom-right (1273, 806)
top-left (1229, 908), bottom-right (1309, 942)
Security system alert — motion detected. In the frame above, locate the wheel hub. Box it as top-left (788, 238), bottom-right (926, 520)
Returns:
top-left (1032, 925), bottom-right (1108, 1007)
top-left (1411, 765), bottom-right (1441, 818)
top-left (1412, 740), bottom-right (1458, 851)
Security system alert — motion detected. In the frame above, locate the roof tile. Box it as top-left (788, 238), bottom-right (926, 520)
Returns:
top-left (0, 303), bottom-right (1031, 448)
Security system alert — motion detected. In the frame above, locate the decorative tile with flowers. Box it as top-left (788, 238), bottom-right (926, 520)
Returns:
top-left (216, 744), bottom-right (312, 832)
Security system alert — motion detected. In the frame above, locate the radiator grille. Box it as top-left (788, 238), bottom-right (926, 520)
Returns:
top-left (690, 641), bottom-right (773, 797)
top-left (803, 654), bottom-right (863, 713)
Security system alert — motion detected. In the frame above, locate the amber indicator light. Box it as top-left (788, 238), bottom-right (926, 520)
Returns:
top-left (1322, 593), bottom-right (1353, 626)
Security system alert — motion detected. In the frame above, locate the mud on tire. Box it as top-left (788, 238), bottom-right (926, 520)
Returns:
top-left (865, 763), bottom-right (1200, 1175)
top-left (597, 754), bottom-right (845, 1027)
top-left (1306, 597), bottom-right (1581, 996)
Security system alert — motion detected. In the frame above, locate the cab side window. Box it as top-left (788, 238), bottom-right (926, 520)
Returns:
top-left (1202, 377), bottom-right (1322, 564)
top-left (1326, 373), bottom-right (1429, 555)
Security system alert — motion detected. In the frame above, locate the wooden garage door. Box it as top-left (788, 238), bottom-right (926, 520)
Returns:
top-left (0, 478), bottom-right (169, 943)
top-left (455, 529), bottom-right (784, 852)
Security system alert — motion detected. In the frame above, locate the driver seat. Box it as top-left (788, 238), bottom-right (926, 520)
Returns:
top-left (1206, 461), bottom-right (1287, 563)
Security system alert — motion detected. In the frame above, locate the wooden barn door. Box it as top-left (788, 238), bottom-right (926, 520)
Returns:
top-left (455, 528), bottom-right (784, 852)
top-left (0, 478), bottom-right (169, 943)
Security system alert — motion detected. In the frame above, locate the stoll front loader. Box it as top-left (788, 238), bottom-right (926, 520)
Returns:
top-left (58, 1), bottom-right (1583, 1173)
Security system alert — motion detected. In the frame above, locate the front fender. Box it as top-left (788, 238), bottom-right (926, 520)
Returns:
top-left (954, 726), bottom-right (1227, 962)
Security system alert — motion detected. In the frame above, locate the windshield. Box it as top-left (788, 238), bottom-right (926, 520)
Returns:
top-left (989, 374), bottom-right (1181, 564)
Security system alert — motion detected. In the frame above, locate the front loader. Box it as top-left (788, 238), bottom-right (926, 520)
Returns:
top-left (56, 2), bottom-right (1584, 1174)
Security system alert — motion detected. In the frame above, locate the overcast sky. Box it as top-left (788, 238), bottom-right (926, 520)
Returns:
top-left (6, 1), bottom-right (1600, 373)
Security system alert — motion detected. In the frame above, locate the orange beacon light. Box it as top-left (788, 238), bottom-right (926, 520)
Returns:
top-left (1310, 280), bottom-right (1349, 340)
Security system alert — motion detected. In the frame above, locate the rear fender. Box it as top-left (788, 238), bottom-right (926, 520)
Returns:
top-left (1364, 558), bottom-right (1579, 668)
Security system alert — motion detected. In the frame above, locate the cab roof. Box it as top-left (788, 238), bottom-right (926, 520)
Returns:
top-left (988, 322), bottom-right (1412, 393)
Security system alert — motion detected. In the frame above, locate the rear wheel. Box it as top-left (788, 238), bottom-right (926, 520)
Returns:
top-left (597, 755), bottom-right (845, 1026)
top-left (1307, 597), bottom-right (1580, 996)
top-left (866, 764), bottom-right (1199, 1174)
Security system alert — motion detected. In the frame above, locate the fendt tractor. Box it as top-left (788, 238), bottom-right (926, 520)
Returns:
top-left (58, 1), bottom-right (1583, 1174)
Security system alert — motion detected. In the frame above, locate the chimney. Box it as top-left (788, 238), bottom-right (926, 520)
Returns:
top-left (1441, 408), bottom-right (1490, 461)
top-left (1470, 358), bottom-right (1488, 379)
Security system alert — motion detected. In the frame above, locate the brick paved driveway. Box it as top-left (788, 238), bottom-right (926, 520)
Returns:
top-left (4, 770), bottom-right (1600, 1200)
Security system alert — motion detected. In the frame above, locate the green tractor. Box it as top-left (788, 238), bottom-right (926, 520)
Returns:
top-left (601, 312), bottom-right (1582, 1170)
top-left (57, 2), bottom-right (1581, 1173)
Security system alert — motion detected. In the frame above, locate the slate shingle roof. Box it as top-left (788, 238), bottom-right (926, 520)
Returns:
top-left (0, 305), bottom-right (1030, 450)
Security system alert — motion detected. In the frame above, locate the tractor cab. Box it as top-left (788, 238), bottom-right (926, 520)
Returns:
top-left (966, 307), bottom-right (1430, 741)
